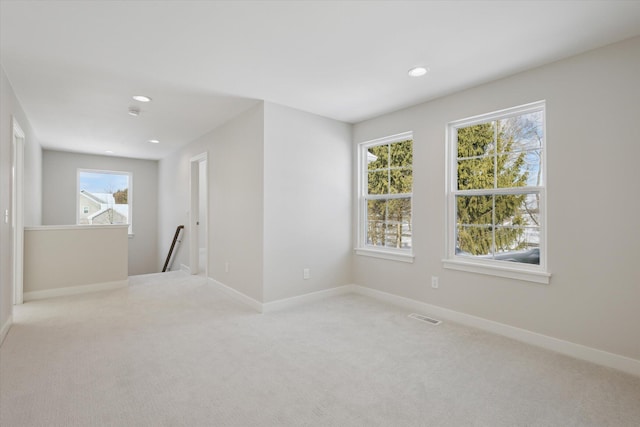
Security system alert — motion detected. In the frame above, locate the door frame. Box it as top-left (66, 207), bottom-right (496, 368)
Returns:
top-left (12, 117), bottom-right (25, 305)
top-left (189, 152), bottom-right (208, 276)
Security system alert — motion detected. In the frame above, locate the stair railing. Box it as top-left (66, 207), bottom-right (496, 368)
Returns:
top-left (163, 225), bottom-right (184, 272)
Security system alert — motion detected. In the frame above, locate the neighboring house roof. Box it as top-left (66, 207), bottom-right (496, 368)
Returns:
top-left (81, 190), bottom-right (128, 222)
top-left (88, 206), bottom-right (128, 222)
top-left (111, 204), bottom-right (129, 218)
top-left (80, 190), bottom-right (116, 205)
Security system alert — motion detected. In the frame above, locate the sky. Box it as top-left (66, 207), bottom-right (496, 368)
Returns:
top-left (79, 171), bottom-right (129, 193)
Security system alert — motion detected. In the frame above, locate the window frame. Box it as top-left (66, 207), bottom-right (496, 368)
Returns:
top-left (356, 131), bottom-right (414, 263)
top-left (444, 101), bottom-right (550, 283)
top-left (76, 168), bottom-right (133, 235)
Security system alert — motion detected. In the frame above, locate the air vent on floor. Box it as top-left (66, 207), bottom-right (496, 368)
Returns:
top-left (408, 313), bottom-right (442, 325)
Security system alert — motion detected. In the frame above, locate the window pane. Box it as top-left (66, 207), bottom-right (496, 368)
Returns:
top-left (387, 197), bottom-right (412, 249)
top-left (367, 171), bottom-right (389, 195)
top-left (496, 150), bottom-right (541, 189)
top-left (367, 220), bottom-right (385, 246)
top-left (367, 199), bottom-right (386, 246)
top-left (367, 198), bottom-right (412, 249)
top-left (367, 145), bottom-right (388, 170)
top-left (456, 225), bottom-right (493, 256)
top-left (390, 169), bottom-right (412, 194)
top-left (494, 227), bottom-right (540, 265)
top-left (496, 152), bottom-right (526, 189)
top-left (494, 194), bottom-right (524, 226)
top-left (493, 193), bottom-right (540, 264)
top-left (522, 149), bottom-right (543, 186)
top-left (390, 139), bottom-right (413, 167)
top-left (497, 111), bottom-right (543, 152)
top-left (495, 194), bottom-right (539, 227)
top-left (457, 157), bottom-right (494, 190)
top-left (367, 199), bottom-right (386, 220)
top-left (384, 223), bottom-right (399, 248)
top-left (387, 197), bottom-right (411, 221)
top-left (456, 195), bottom-right (493, 226)
top-left (457, 122), bottom-right (495, 158)
top-left (521, 193), bottom-right (541, 226)
top-left (494, 226), bottom-right (525, 253)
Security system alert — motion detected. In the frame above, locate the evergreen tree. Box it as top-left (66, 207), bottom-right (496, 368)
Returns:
top-left (456, 115), bottom-right (540, 256)
top-left (366, 140), bottom-right (413, 248)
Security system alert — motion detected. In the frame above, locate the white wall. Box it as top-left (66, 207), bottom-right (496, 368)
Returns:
top-left (158, 101), bottom-right (353, 304)
top-left (353, 37), bottom-right (640, 361)
top-left (263, 103), bottom-right (352, 302)
top-left (0, 66), bottom-right (42, 340)
top-left (24, 225), bottom-right (128, 293)
top-left (42, 150), bottom-right (158, 276)
top-left (158, 102), bottom-right (264, 302)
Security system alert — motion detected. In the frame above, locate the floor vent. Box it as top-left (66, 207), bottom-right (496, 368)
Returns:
top-left (409, 313), bottom-right (442, 325)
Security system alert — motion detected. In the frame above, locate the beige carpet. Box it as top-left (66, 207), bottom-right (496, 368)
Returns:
top-left (1, 271), bottom-right (639, 426)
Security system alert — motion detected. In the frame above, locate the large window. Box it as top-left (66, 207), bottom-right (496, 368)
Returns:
top-left (77, 169), bottom-right (132, 234)
top-left (357, 132), bottom-right (413, 262)
top-left (445, 101), bottom-right (549, 283)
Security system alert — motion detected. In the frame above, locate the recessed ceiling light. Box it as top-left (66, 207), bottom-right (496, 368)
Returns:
top-left (105, 150), bottom-right (114, 154)
top-left (148, 139), bottom-right (160, 144)
top-left (128, 106), bottom-right (140, 116)
top-left (408, 66), bottom-right (429, 77)
top-left (132, 95), bottom-right (152, 102)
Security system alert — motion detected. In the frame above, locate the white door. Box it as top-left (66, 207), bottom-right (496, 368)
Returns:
top-left (189, 153), bottom-right (208, 276)
top-left (12, 118), bottom-right (25, 305)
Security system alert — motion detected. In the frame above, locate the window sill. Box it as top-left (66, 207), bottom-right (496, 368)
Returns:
top-left (355, 248), bottom-right (414, 263)
top-left (442, 258), bottom-right (550, 284)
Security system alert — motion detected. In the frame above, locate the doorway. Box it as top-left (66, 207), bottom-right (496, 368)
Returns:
top-left (12, 118), bottom-right (25, 305)
top-left (189, 153), bottom-right (208, 276)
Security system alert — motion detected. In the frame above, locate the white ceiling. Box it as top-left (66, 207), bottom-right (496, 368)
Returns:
top-left (2, 1), bottom-right (640, 160)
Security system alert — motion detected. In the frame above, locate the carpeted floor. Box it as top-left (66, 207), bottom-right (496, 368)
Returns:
top-left (1, 271), bottom-right (639, 426)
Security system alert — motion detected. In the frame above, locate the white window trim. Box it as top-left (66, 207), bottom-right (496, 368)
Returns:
top-left (77, 168), bottom-right (133, 235)
top-left (356, 131), bottom-right (414, 263)
top-left (444, 101), bottom-right (549, 284)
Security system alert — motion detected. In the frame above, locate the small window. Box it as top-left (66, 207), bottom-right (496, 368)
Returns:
top-left (77, 169), bottom-right (132, 234)
top-left (356, 132), bottom-right (413, 262)
top-left (445, 101), bottom-right (549, 283)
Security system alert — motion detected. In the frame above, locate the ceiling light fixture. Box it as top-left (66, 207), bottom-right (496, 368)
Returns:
top-left (408, 66), bottom-right (429, 77)
top-left (128, 106), bottom-right (140, 116)
top-left (148, 139), bottom-right (160, 144)
top-left (132, 95), bottom-right (152, 102)
top-left (105, 150), bottom-right (114, 154)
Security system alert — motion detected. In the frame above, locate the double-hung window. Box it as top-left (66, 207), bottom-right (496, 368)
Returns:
top-left (445, 101), bottom-right (549, 283)
top-left (357, 132), bottom-right (413, 262)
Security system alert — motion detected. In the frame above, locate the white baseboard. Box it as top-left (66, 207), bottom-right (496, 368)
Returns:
top-left (23, 279), bottom-right (129, 302)
top-left (208, 278), bottom-right (263, 312)
top-left (262, 285), bottom-right (355, 313)
top-left (207, 278), bottom-right (354, 314)
top-left (180, 264), bottom-right (190, 274)
top-left (351, 285), bottom-right (640, 378)
top-left (0, 315), bottom-right (12, 347)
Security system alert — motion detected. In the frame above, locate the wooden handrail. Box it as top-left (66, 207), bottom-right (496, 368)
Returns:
top-left (162, 225), bottom-right (184, 272)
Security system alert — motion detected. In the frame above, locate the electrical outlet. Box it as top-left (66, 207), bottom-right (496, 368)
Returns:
top-left (431, 276), bottom-right (439, 289)
top-left (225, 261), bottom-right (229, 273)
top-left (303, 268), bottom-right (310, 280)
